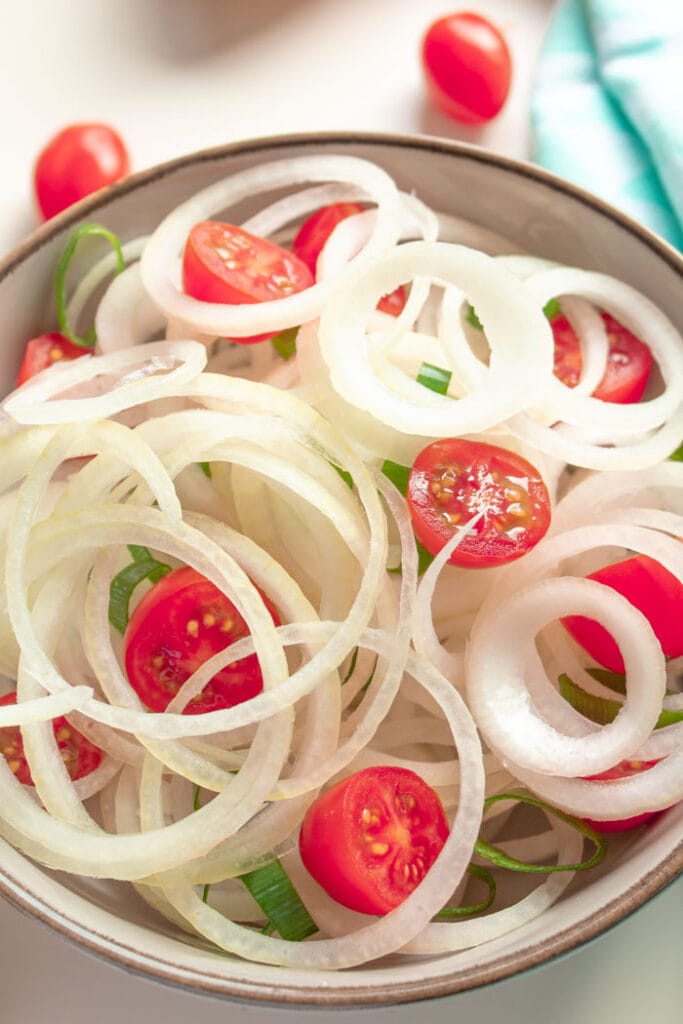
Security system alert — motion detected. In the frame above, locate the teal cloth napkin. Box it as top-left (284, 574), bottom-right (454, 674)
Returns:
top-left (531, 0), bottom-right (683, 249)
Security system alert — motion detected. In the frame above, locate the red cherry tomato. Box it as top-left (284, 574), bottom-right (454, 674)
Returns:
top-left (0, 692), bottom-right (102, 786)
top-left (182, 221), bottom-right (314, 343)
top-left (582, 759), bottom-right (661, 832)
top-left (291, 202), bottom-right (407, 316)
top-left (562, 555), bottom-right (683, 674)
top-left (123, 566), bottom-right (280, 714)
top-left (34, 123), bottom-right (130, 220)
top-left (16, 332), bottom-right (89, 387)
top-left (421, 12), bottom-right (512, 125)
top-left (299, 766), bottom-right (449, 915)
top-left (407, 439), bottom-right (551, 568)
top-left (551, 312), bottom-right (653, 403)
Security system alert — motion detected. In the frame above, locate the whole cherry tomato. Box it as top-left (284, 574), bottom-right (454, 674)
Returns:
top-left (551, 312), bottom-right (653, 403)
top-left (407, 438), bottom-right (551, 568)
top-left (182, 221), bottom-right (314, 343)
top-left (0, 692), bottom-right (102, 786)
top-left (34, 123), bottom-right (130, 220)
top-left (16, 332), bottom-right (89, 386)
top-left (124, 566), bottom-right (280, 714)
top-left (421, 12), bottom-right (512, 125)
top-left (299, 766), bottom-right (450, 915)
top-left (562, 555), bottom-right (683, 673)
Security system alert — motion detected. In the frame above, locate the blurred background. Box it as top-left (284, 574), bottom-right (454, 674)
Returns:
top-left (0, 1), bottom-right (680, 1021)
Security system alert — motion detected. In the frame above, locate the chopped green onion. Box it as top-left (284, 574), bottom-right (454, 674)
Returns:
top-left (271, 326), bottom-right (298, 361)
top-left (198, 461), bottom-right (212, 478)
top-left (561, 673), bottom-right (683, 729)
top-left (193, 784), bottom-right (202, 812)
top-left (332, 463), bottom-right (354, 489)
top-left (108, 546), bottom-right (172, 634)
top-left (434, 863), bottom-right (496, 919)
top-left (201, 883), bottom-right (210, 904)
top-left (341, 646), bottom-right (359, 685)
top-left (669, 441), bottom-right (683, 462)
top-left (466, 297), bottom-right (560, 332)
top-left (475, 791), bottom-right (607, 873)
top-left (239, 860), bottom-right (317, 941)
top-left (381, 458), bottom-right (410, 497)
top-left (417, 361), bottom-right (452, 396)
top-left (586, 667), bottom-right (627, 695)
top-left (55, 223), bottom-right (125, 348)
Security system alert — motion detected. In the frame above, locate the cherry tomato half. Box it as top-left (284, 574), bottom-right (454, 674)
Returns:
top-left (0, 692), bottom-right (102, 786)
top-left (299, 766), bottom-right (449, 915)
top-left (562, 554), bottom-right (683, 674)
top-left (421, 12), bottom-right (512, 125)
top-left (16, 332), bottom-right (89, 387)
top-left (291, 202), bottom-right (407, 316)
top-left (182, 221), bottom-right (314, 343)
top-left (34, 123), bottom-right (130, 220)
top-left (551, 312), bottom-right (653, 403)
top-left (407, 439), bottom-right (551, 568)
top-left (123, 566), bottom-right (280, 714)
top-left (582, 759), bottom-right (661, 832)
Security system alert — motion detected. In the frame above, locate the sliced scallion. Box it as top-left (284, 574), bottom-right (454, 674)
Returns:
top-left (561, 672), bottom-right (683, 729)
top-left (271, 326), bottom-right (298, 361)
top-left (239, 859), bottom-right (317, 941)
top-left (381, 458), bottom-right (410, 497)
top-left (108, 546), bottom-right (172, 634)
top-left (198, 462), bottom-right (212, 478)
top-left (417, 361), bottom-right (452, 396)
top-left (475, 791), bottom-right (607, 873)
top-left (434, 863), bottom-right (496, 919)
top-left (55, 223), bottom-right (125, 348)
top-left (466, 297), bottom-right (560, 331)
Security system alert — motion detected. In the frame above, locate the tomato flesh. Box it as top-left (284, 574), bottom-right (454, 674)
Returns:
top-left (421, 13), bottom-right (512, 125)
top-left (562, 555), bottom-right (683, 673)
top-left (16, 332), bottom-right (89, 386)
top-left (407, 439), bottom-right (551, 568)
top-left (182, 221), bottom-right (314, 343)
top-left (551, 312), bottom-right (653, 403)
top-left (34, 123), bottom-right (130, 220)
top-left (123, 566), bottom-right (280, 714)
top-left (0, 692), bottom-right (102, 786)
top-left (291, 202), bottom-right (407, 316)
top-left (582, 759), bottom-right (661, 832)
top-left (299, 766), bottom-right (449, 915)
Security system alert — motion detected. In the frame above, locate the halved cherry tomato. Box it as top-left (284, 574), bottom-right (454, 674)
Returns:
top-left (562, 555), bottom-right (683, 673)
top-left (0, 692), bottom-right (102, 786)
top-left (407, 439), bottom-right (551, 568)
top-left (182, 221), bottom-right (314, 343)
top-left (582, 759), bottom-right (661, 832)
top-left (34, 123), bottom-right (130, 220)
top-left (16, 332), bottom-right (89, 386)
top-left (551, 312), bottom-right (653, 403)
top-left (123, 566), bottom-right (280, 714)
top-left (299, 766), bottom-right (449, 915)
top-left (291, 202), bottom-right (407, 316)
top-left (421, 13), bottom-right (512, 125)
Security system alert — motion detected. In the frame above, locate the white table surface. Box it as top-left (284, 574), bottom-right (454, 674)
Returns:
top-left (0, 1), bottom-right (680, 1021)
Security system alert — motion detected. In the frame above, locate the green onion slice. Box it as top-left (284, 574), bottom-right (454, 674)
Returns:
top-left (381, 458), bottom-right (410, 497)
top-left (417, 361), bottom-right (452, 395)
top-left (341, 647), bottom-right (359, 685)
top-left (668, 441), bottom-right (683, 462)
top-left (474, 791), bottom-right (607, 873)
top-left (434, 863), bottom-right (496, 919)
top-left (198, 461), bottom-right (212, 478)
top-left (55, 222), bottom-right (125, 348)
top-left (108, 545), bottom-right (172, 634)
top-left (466, 297), bottom-right (560, 331)
top-left (561, 673), bottom-right (683, 729)
top-left (239, 859), bottom-right (318, 941)
top-left (271, 326), bottom-right (298, 361)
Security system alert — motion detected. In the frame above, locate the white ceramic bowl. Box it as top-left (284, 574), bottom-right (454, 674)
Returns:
top-left (0, 132), bottom-right (681, 1006)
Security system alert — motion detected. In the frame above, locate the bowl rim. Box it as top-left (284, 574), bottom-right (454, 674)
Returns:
top-left (0, 129), bottom-right (681, 1006)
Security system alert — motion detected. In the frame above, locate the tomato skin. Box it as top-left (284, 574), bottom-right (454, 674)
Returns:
top-left (562, 555), bottom-right (683, 674)
top-left (582, 759), bottom-right (661, 832)
top-left (182, 221), bottom-right (314, 343)
top-left (0, 692), bottom-right (102, 786)
top-left (123, 566), bottom-right (280, 714)
top-left (421, 13), bottom-right (512, 125)
top-left (299, 766), bottom-right (449, 915)
top-left (407, 439), bottom-right (551, 568)
top-left (16, 332), bottom-right (89, 386)
top-left (551, 312), bottom-right (653, 403)
top-left (34, 123), bottom-right (130, 220)
top-left (291, 202), bottom-right (407, 316)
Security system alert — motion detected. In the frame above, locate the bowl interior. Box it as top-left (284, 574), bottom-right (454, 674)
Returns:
top-left (0, 132), bottom-right (681, 1006)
